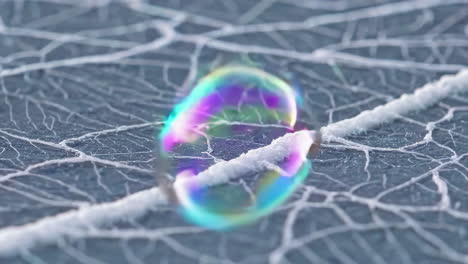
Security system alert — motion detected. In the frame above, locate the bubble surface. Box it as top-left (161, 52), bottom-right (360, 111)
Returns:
top-left (158, 66), bottom-right (312, 229)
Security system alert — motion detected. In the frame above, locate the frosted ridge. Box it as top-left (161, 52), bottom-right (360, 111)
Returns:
top-left (185, 130), bottom-right (315, 187)
top-left (0, 187), bottom-right (166, 256)
top-left (321, 69), bottom-right (468, 140)
top-left (0, 69), bottom-right (467, 257)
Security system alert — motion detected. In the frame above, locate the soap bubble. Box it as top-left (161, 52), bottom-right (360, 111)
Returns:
top-left (158, 66), bottom-right (311, 229)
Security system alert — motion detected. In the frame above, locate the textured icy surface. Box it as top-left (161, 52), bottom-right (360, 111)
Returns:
top-left (0, 0), bottom-right (468, 263)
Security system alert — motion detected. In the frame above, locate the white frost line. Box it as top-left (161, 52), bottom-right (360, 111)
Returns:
top-left (0, 188), bottom-right (167, 257)
top-left (180, 130), bottom-right (316, 187)
top-left (0, 23), bottom-right (175, 78)
top-left (0, 69), bottom-right (467, 257)
top-left (321, 69), bottom-right (468, 140)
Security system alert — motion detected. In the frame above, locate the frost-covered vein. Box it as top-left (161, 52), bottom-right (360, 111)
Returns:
top-left (0, 23), bottom-right (174, 78)
top-left (311, 49), bottom-right (466, 72)
top-left (205, 0), bottom-right (468, 37)
top-left (321, 69), bottom-right (468, 140)
top-left (60, 122), bottom-right (160, 145)
top-left (124, 1), bottom-right (232, 28)
top-left (177, 35), bottom-right (465, 72)
top-left (0, 124), bottom-right (157, 183)
top-left (0, 187), bottom-right (167, 257)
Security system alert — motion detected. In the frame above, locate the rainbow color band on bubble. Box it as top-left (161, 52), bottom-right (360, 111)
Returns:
top-left (173, 134), bottom-right (313, 230)
top-left (159, 66), bottom-right (298, 153)
top-left (157, 65), bottom-right (312, 229)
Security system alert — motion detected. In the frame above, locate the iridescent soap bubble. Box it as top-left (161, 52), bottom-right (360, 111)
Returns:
top-left (158, 66), bottom-right (311, 229)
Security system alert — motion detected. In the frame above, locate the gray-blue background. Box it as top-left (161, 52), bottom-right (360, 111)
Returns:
top-left (1, 0), bottom-right (468, 263)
